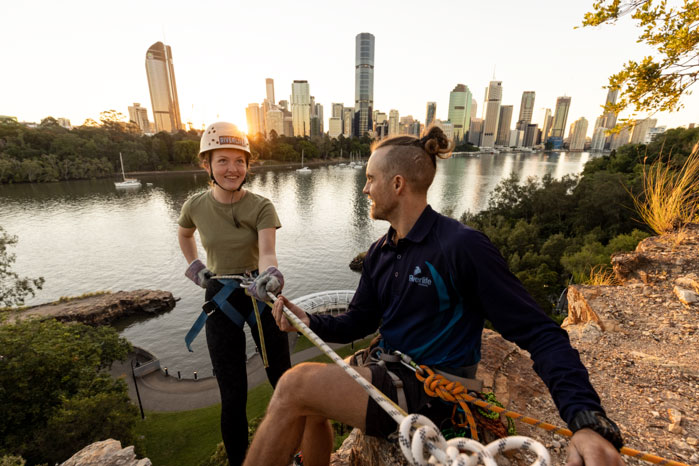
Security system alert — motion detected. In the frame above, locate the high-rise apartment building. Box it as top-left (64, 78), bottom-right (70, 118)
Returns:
top-left (609, 126), bottom-right (631, 150)
top-left (343, 107), bottom-right (354, 137)
top-left (145, 41), bottom-right (182, 133)
top-left (569, 117), bottom-right (588, 151)
top-left (602, 89), bottom-right (619, 130)
top-left (591, 127), bottom-right (606, 151)
top-left (388, 109), bottom-right (399, 136)
top-left (471, 101), bottom-right (477, 122)
top-left (630, 118), bottom-right (657, 144)
top-left (128, 103), bottom-right (151, 134)
top-left (313, 103), bottom-right (324, 133)
top-left (266, 78), bottom-right (275, 105)
top-left (516, 91), bottom-right (536, 130)
top-left (481, 81), bottom-right (502, 148)
top-left (468, 118), bottom-right (484, 146)
top-left (246, 103), bottom-right (263, 136)
top-left (524, 124), bottom-right (539, 147)
top-left (496, 105), bottom-right (513, 146)
top-left (354, 33), bottom-right (375, 137)
top-left (291, 80), bottom-right (311, 137)
top-left (447, 84), bottom-right (472, 143)
top-left (425, 102), bottom-right (437, 128)
top-left (549, 97), bottom-right (571, 146)
top-left (328, 118), bottom-right (342, 139)
top-left (266, 108), bottom-right (283, 137)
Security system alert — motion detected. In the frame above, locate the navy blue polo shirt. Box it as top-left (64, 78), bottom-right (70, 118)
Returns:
top-left (309, 205), bottom-right (604, 424)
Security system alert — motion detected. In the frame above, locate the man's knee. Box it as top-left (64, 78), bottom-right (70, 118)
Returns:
top-left (268, 362), bottom-right (328, 409)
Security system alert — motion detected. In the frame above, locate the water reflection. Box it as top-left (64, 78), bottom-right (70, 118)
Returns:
top-left (0, 152), bottom-right (595, 373)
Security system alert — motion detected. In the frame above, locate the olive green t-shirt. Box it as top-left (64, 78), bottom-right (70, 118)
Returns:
top-left (178, 190), bottom-right (281, 274)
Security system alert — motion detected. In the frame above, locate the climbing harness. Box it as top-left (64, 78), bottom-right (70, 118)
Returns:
top-left (267, 291), bottom-right (691, 466)
top-left (184, 274), bottom-right (270, 367)
top-left (266, 292), bottom-right (550, 466)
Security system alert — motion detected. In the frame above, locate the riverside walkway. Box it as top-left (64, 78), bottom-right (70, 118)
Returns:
top-left (111, 290), bottom-right (355, 412)
top-left (110, 342), bottom-right (346, 412)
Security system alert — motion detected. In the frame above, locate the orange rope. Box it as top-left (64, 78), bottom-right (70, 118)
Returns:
top-left (415, 365), bottom-right (689, 466)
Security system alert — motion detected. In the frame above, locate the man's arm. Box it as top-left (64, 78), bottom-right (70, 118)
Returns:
top-left (455, 229), bottom-right (624, 462)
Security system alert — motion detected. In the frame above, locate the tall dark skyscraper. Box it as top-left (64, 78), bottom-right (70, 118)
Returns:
top-left (145, 42), bottom-right (182, 133)
top-left (354, 32), bottom-right (375, 137)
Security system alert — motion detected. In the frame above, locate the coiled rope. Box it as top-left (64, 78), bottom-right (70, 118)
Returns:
top-left (266, 292), bottom-right (550, 466)
top-left (415, 365), bottom-right (689, 466)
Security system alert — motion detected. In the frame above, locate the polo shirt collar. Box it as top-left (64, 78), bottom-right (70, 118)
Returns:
top-left (381, 205), bottom-right (438, 248)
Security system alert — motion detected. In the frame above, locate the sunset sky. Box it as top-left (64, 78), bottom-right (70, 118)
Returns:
top-left (2, 0), bottom-right (697, 133)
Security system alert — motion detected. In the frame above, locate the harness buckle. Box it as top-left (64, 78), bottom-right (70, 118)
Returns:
top-left (203, 300), bottom-right (217, 316)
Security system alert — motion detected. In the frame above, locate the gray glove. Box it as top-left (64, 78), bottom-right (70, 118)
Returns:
top-left (185, 259), bottom-right (213, 288)
top-left (248, 266), bottom-right (284, 300)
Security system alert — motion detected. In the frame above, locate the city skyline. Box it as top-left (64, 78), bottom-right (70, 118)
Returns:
top-left (2, 0), bottom-right (698, 134)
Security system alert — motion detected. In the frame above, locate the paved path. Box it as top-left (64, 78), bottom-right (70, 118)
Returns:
top-left (110, 343), bottom-right (346, 412)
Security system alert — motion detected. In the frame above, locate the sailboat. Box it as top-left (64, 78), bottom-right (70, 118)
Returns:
top-left (114, 152), bottom-right (141, 189)
top-left (296, 149), bottom-right (311, 173)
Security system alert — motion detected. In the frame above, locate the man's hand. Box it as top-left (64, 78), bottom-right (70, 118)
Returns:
top-left (248, 266), bottom-right (284, 300)
top-left (566, 429), bottom-right (625, 466)
top-left (272, 295), bottom-right (310, 332)
top-left (185, 259), bottom-right (213, 288)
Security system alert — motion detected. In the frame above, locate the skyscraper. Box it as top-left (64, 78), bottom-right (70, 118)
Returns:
top-left (481, 81), bottom-right (502, 148)
top-left (343, 107), bottom-right (354, 137)
top-left (145, 41), bottom-right (182, 133)
top-left (291, 80), bottom-right (311, 137)
top-left (537, 108), bottom-right (552, 143)
top-left (425, 102), bottom-right (437, 128)
top-left (630, 118), bottom-right (657, 144)
top-left (245, 103), bottom-right (262, 136)
top-left (549, 96), bottom-right (571, 146)
top-left (496, 105), bottom-right (513, 146)
top-left (388, 109), bottom-right (399, 136)
top-left (354, 33), bottom-right (375, 137)
top-left (516, 91), bottom-right (536, 130)
top-left (266, 78), bottom-right (275, 105)
top-left (602, 89), bottom-right (619, 129)
top-left (468, 118), bottom-right (484, 146)
top-left (447, 84), bottom-right (472, 143)
top-left (128, 103), bottom-right (150, 134)
top-left (569, 117), bottom-right (588, 151)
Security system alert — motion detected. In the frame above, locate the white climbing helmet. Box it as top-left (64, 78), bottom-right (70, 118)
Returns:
top-left (199, 122), bottom-right (251, 156)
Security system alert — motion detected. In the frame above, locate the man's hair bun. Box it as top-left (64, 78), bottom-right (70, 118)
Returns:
top-left (419, 126), bottom-right (453, 163)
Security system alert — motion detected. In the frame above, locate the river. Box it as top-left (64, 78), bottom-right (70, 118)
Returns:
top-left (0, 151), bottom-right (592, 374)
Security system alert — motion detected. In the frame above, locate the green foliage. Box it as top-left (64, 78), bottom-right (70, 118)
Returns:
top-left (0, 115), bottom-right (374, 183)
top-left (0, 226), bottom-right (44, 307)
top-left (458, 126), bottom-right (697, 312)
top-left (0, 319), bottom-right (136, 464)
top-left (581, 0), bottom-right (699, 120)
top-left (0, 455), bottom-right (26, 466)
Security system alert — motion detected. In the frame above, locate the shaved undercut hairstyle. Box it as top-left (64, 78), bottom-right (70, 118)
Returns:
top-left (371, 126), bottom-right (453, 193)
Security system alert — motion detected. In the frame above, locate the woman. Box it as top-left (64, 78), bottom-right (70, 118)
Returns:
top-left (177, 122), bottom-right (291, 465)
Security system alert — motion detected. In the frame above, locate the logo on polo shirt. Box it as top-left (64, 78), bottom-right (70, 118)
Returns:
top-left (409, 265), bottom-right (432, 287)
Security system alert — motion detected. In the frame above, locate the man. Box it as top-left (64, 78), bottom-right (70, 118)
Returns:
top-left (244, 128), bottom-right (624, 466)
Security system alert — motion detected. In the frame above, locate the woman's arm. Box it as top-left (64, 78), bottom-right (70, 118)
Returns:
top-left (257, 227), bottom-right (278, 271)
top-left (178, 226), bottom-right (199, 264)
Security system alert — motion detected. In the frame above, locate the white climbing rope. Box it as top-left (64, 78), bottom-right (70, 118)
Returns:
top-left (266, 292), bottom-right (551, 466)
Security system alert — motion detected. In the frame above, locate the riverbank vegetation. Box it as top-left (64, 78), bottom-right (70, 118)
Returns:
top-left (462, 126), bottom-right (699, 315)
top-left (0, 113), bottom-right (372, 184)
top-left (0, 319), bottom-right (138, 465)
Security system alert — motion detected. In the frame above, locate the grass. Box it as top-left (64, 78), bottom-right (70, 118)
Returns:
top-left (57, 291), bottom-right (111, 303)
top-left (135, 337), bottom-right (375, 466)
top-left (633, 142), bottom-right (699, 234)
top-left (584, 265), bottom-right (619, 286)
top-left (292, 333), bottom-right (315, 353)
